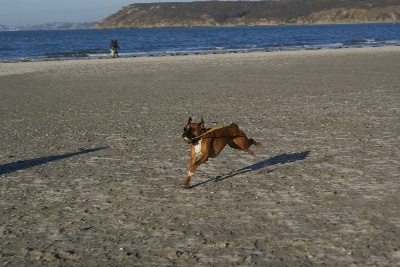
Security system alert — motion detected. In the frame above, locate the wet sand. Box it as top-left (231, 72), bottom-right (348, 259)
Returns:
top-left (1, 47), bottom-right (399, 266)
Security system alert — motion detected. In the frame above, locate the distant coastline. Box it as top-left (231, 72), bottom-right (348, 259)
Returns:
top-left (0, 22), bottom-right (96, 31)
top-left (2, 0), bottom-right (399, 31)
top-left (94, 1), bottom-right (400, 29)
top-left (2, 21), bottom-right (399, 32)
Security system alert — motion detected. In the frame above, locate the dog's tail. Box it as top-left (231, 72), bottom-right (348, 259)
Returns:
top-left (251, 138), bottom-right (263, 147)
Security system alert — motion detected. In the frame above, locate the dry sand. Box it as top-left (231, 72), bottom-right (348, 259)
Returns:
top-left (1, 47), bottom-right (399, 266)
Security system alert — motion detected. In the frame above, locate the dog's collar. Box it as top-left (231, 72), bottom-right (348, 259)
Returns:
top-left (183, 126), bottom-right (223, 143)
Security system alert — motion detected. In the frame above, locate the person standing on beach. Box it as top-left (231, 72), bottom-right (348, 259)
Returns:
top-left (110, 40), bottom-right (115, 58)
top-left (109, 40), bottom-right (120, 58)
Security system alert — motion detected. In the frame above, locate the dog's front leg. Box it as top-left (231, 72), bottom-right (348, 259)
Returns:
top-left (183, 145), bottom-right (197, 189)
top-left (183, 147), bottom-right (209, 189)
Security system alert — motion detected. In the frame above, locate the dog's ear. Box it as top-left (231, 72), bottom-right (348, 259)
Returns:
top-left (188, 117), bottom-right (192, 123)
top-left (199, 118), bottom-right (204, 128)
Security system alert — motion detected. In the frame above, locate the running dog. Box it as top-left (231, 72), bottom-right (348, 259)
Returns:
top-left (182, 117), bottom-right (262, 188)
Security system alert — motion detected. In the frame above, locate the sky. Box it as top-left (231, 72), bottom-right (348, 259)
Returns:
top-left (0, 0), bottom-right (196, 26)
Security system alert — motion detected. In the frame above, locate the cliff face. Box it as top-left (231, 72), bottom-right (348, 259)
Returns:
top-left (93, 1), bottom-right (400, 29)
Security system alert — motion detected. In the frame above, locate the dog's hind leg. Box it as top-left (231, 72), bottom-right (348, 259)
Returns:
top-left (251, 138), bottom-right (263, 147)
top-left (228, 140), bottom-right (254, 156)
top-left (228, 138), bottom-right (257, 156)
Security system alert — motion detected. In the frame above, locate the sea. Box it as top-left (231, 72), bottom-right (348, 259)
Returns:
top-left (0, 23), bottom-right (399, 63)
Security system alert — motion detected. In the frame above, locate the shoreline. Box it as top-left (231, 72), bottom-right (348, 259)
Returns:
top-left (1, 45), bottom-right (400, 77)
top-left (1, 44), bottom-right (399, 64)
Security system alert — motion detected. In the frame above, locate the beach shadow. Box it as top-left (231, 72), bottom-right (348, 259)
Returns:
top-left (0, 147), bottom-right (108, 175)
top-left (188, 150), bottom-right (310, 189)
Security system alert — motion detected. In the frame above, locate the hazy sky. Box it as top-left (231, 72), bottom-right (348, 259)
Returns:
top-left (0, 0), bottom-right (196, 26)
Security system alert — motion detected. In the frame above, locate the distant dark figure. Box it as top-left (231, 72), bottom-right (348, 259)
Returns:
top-left (109, 40), bottom-right (120, 58)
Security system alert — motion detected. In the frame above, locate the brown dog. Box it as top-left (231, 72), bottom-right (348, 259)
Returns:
top-left (182, 117), bottom-right (262, 188)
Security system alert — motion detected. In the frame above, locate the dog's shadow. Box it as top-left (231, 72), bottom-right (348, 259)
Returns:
top-left (0, 147), bottom-right (108, 175)
top-left (188, 150), bottom-right (310, 189)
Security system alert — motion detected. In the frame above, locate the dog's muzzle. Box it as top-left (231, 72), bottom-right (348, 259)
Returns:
top-left (183, 130), bottom-right (197, 143)
top-left (182, 132), bottom-right (191, 142)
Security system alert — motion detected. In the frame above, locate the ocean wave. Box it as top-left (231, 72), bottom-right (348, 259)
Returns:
top-left (44, 49), bottom-right (105, 58)
top-left (342, 39), bottom-right (379, 46)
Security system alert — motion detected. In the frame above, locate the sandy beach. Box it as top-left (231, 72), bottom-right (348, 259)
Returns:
top-left (1, 47), bottom-right (399, 266)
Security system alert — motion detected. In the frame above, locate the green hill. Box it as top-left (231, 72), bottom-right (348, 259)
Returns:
top-left (93, 0), bottom-right (400, 29)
